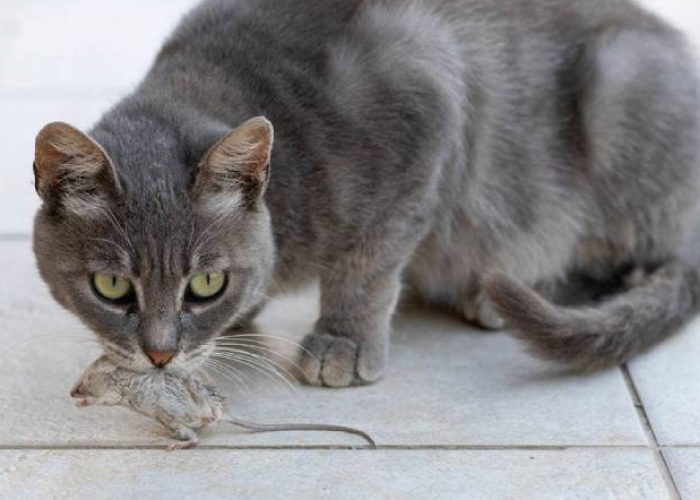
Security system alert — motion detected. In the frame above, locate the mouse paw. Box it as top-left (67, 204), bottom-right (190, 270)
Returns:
top-left (299, 332), bottom-right (386, 388)
top-left (166, 425), bottom-right (199, 450)
top-left (167, 439), bottom-right (199, 451)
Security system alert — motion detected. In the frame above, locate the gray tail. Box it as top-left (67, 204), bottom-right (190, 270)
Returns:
top-left (483, 262), bottom-right (700, 371)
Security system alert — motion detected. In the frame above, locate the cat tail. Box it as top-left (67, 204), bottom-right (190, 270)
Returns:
top-left (483, 262), bottom-right (700, 371)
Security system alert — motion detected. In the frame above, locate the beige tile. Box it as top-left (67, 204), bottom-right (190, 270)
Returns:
top-left (664, 449), bottom-right (700, 500)
top-left (0, 449), bottom-right (672, 500)
top-left (0, 240), bottom-right (646, 447)
top-left (628, 319), bottom-right (700, 446)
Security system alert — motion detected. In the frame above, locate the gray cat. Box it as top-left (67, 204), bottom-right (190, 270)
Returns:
top-left (33, 0), bottom-right (700, 388)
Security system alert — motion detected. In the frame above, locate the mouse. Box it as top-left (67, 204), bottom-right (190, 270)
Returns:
top-left (71, 355), bottom-right (376, 450)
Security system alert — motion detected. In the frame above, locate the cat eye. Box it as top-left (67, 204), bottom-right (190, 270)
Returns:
top-left (92, 273), bottom-right (134, 303)
top-left (187, 272), bottom-right (226, 302)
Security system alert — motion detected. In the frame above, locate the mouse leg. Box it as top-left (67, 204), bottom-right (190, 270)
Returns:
top-left (184, 378), bottom-right (208, 406)
top-left (75, 391), bottom-right (121, 408)
top-left (165, 424), bottom-right (199, 451)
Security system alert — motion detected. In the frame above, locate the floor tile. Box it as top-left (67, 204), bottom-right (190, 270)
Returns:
top-left (0, 93), bottom-right (123, 234)
top-left (0, 240), bottom-right (646, 448)
top-left (0, 0), bottom-right (199, 91)
top-left (0, 449), bottom-right (672, 500)
top-left (628, 319), bottom-right (700, 446)
top-left (664, 449), bottom-right (700, 500)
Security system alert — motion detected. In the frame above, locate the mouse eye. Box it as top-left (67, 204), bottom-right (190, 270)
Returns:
top-left (187, 272), bottom-right (226, 302)
top-left (92, 273), bottom-right (134, 304)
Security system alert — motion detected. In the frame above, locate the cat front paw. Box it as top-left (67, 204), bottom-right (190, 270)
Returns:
top-left (299, 332), bottom-right (386, 388)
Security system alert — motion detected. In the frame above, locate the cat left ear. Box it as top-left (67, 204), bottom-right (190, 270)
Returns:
top-left (195, 117), bottom-right (273, 211)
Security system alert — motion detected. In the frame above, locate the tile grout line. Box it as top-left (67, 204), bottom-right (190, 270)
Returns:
top-left (0, 444), bottom-right (674, 452)
top-left (622, 364), bottom-right (682, 500)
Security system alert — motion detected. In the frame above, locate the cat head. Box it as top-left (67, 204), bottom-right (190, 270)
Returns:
top-left (33, 117), bottom-right (276, 375)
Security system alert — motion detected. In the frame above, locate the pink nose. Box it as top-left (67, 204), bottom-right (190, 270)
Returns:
top-left (145, 350), bottom-right (175, 368)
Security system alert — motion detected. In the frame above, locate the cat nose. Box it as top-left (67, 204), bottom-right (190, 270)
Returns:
top-left (144, 350), bottom-right (176, 368)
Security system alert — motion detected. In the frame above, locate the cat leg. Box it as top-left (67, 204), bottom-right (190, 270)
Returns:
top-left (299, 253), bottom-right (405, 388)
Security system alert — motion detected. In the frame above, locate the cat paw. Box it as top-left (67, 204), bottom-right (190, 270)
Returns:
top-left (299, 332), bottom-right (386, 388)
top-left (463, 293), bottom-right (505, 331)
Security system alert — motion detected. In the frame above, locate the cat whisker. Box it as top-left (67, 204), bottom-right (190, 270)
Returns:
top-left (202, 358), bottom-right (254, 397)
top-left (104, 206), bottom-right (135, 254)
top-left (210, 351), bottom-right (298, 396)
top-left (209, 354), bottom-right (293, 397)
top-left (212, 345), bottom-right (300, 381)
top-left (85, 237), bottom-right (130, 259)
top-left (210, 349), bottom-right (293, 386)
top-left (213, 340), bottom-right (305, 373)
top-left (217, 333), bottom-right (316, 360)
top-left (3, 332), bottom-right (100, 356)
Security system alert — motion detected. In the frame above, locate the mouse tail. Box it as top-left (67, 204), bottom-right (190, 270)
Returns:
top-left (483, 261), bottom-right (700, 371)
top-left (225, 417), bottom-right (376, 448)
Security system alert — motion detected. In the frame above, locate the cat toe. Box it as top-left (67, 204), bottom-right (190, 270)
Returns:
top-left (299, 332), bottom-right (385, 388)
top-left (463, 293), bottom-right (506, 331)
top-left (476, 299), bottom-right (506, 330)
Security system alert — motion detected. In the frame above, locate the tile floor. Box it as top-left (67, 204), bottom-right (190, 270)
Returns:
top-left (0, 0), bottom-right (699, 498)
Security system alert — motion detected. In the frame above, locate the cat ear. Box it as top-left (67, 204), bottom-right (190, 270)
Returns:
top-left (195, 117), bottom-right (273, 212)
top-left (34, 122), bottom-right (119, 217)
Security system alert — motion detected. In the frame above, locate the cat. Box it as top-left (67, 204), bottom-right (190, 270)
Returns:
top-left (33, 0), bottom-right (700, 388)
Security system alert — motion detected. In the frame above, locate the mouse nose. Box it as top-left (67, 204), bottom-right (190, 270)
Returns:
top-left (144, 350), bottom-right (176, 368)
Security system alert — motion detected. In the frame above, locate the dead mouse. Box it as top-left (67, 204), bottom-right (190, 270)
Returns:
top-left (71, 355), bottom-right (376, 450)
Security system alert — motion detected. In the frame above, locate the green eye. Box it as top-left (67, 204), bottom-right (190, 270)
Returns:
top-left (93, 273), bottom-right (133, 302)
top-left (188, 273), bottom-right (226, 300)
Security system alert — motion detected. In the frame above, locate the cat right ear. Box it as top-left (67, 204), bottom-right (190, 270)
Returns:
top-left (194, 117), bottom-right (274, 214)
top-left (34, 122), bottom-right (119, 216)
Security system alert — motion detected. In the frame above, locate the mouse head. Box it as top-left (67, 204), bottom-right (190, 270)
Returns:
top-left (71, 356), bottom-right (120, 399)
